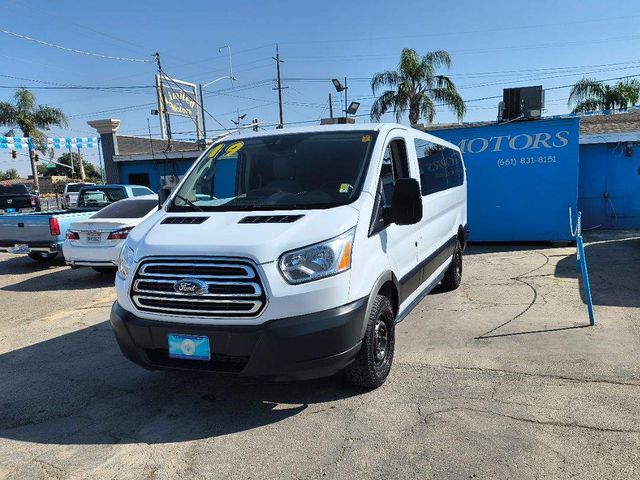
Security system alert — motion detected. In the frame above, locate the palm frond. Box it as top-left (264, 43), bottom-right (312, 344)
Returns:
top-left (430, 87), bottom-right (466, 121)
top-left (0, 102), bottom-right (18, 127)
top-left (424, 50), bottom-right (452, 70)
top-left (568, 78), bottom-right (604, 110)
top-left (34, 106), bottom-right (68, 129)
top-left (13, 88), bottom-right (36, 113)
top-left (370, 90), bottom-right (398, 121)
top-left (419, 96), bottom-right (437, 124)
top-left (398, 48), bottom-right (422, 82)
top-left (371, 70), bottom-right (399, 94)
top-left (571, 99), bottom-right (601, 114)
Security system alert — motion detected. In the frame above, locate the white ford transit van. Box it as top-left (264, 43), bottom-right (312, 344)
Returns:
top-left (111, 123), bottom-right (467, 388)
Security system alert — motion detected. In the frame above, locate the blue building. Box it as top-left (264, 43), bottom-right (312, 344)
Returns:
top-left (87, 119), bottom-right (201, 193)
top-left (423, 110), bottom-right (640, 240)
top-left (577, 112), bottom-right (640, 230)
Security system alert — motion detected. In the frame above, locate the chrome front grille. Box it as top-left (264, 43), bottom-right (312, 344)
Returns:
top-left (130, 258), bottom-right (266, 318)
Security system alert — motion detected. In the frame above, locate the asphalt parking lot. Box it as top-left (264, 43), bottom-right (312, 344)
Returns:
top-left (0, 231), bottom-right (638, 479)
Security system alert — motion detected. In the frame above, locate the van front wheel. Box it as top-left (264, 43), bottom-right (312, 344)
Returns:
top-left (441, 240), bottom-right (463, 290)
top-left (344, 295), bottom-right (395, 389)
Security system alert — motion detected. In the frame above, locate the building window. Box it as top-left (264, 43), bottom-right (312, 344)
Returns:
top-left (128, 173), bottom-right (151, 188)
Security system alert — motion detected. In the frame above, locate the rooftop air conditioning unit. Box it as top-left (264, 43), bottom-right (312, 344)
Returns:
top-left (500, 86), bottom-right (544, 122)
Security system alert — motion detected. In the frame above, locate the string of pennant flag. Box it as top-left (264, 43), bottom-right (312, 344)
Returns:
top-left (0, 136), bottom-right (99, 149)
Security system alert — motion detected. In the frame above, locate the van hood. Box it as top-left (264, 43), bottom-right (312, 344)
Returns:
top-left (128, 205), bottom-right (360, 264)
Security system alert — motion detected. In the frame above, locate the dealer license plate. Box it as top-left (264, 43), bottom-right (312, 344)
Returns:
top-left (86, 231), bottom-right (102, 243)
top-left (168, 334), bottom-right (211, 361)
top-left (12, 244), bottom-right (30, 254)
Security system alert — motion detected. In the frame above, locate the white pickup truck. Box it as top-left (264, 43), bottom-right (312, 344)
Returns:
top-left (62, 182), bottom-right (95, 209)
top-left (111, 123), bottom-right (467, 388)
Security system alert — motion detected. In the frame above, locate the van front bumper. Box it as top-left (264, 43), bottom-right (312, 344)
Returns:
top-left (110, 298), bottom-right (368, 381)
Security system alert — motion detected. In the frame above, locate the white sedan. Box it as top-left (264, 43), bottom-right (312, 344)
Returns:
top-left (63, 195), bottom-right (158, 273)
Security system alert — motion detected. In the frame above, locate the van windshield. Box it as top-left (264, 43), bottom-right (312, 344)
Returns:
top-left (168, 130), bottom-right (378, 212)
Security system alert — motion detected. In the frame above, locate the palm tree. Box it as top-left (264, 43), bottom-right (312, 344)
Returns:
top-left (568, 78), bottom-right (640, 113)
top-left (370, 48), bottom-right (465, 125)
top-left (0, 88), bottom-right (67, 192)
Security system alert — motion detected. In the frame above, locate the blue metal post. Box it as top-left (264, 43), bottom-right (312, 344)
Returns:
top-left (576, 235), bottom-right (596, 326)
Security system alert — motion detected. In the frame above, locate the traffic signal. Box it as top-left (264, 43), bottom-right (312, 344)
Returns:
top-left (11, 150), bottom-right (16, 159)
top-left (34, 153), bottom-right (39, 162)
top-left (252, 118), bottom-right (259, 132)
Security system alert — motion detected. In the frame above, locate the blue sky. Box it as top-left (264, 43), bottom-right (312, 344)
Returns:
top-left (1, 0), bottom-right (640, 175)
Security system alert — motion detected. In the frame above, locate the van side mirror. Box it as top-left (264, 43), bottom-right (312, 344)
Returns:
top-left (158, 187), bottom-right (171, 207)
top-left (390, 178), bottom-right (423, 225)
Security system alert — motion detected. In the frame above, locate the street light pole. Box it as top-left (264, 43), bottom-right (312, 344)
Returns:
top-left (218, 45), bottom-right (234, 87)
top-left (199, 83), bottom-right (207, 144)
top-left (199, 45), bottom-right (235, 143)
top-left (344, 76), bottom-right (348, 118)
top-left (199, 75), bottom-right (236, 143)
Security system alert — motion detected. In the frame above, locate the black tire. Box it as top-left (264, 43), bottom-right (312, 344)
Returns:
top-left (92, 266), bottom-right (117, 274)
top-left (344, 295), bottom-right (395, 389)
top-left (441, 240), bottom-right (463, 290)
top-left (28, 251), bottom-right (58, 263)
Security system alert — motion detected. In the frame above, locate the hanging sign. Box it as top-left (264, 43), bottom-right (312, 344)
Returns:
top-left (159, 75), bottom-right (199, 119)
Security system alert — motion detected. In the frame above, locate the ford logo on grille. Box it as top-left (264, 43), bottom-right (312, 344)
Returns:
top-left (173, 278), bottom-right (208, 295)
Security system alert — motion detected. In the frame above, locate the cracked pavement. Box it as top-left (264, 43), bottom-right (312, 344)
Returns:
top-left (0, 231), bottom-right (638, 479)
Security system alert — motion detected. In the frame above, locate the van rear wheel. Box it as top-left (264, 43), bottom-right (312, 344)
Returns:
top-left (344, 294), bottom-right (395, 389)
top-left (441, 240), bottom-right (463, 290)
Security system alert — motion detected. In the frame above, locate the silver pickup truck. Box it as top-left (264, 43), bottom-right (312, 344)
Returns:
top-left (0, 184), bottom-right (154, 262)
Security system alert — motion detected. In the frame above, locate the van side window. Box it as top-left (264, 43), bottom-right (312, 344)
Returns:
top-left (370, 138), bottom-right (410, 235)
top-left (380, 139), bottom-right (410, 208)
top-left (414, 139), bottom-right (464, 195)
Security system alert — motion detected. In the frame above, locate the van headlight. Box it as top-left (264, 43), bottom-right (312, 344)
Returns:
top-left (118, 245), bottom-right (136, 280)
top-left (278, 228), bottom-right (355, 284)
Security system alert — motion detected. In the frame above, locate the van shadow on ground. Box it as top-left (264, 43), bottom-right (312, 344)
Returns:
top-left (0, 320), bottom-right (362, 445)
top-left (0, 256), bottom-right (115, 292)
top-left (554, 234), bottom-right (640, 308)
top-left (0, 254), bottom-right (65, 276)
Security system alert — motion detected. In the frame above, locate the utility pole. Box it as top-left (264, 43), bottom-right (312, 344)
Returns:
top-left (27, 140), bottom-right (39, 194)
top-left (273, 44), bottom-right (285, 128)
top-left (329, 93), bottom-right (334, 118)
top-left (77, 147), bottom-right (86, 181)
top-left (198, 84), bottom-right (207, 144)
top-left (68, 145), bottom-right (74, 179)
top-left (154, 52), bottom-right (172, 142)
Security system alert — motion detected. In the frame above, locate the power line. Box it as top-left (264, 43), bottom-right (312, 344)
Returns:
top-left (283, 59), bottom-right (640, 84)
top-left (0, 28), bottom-right (154, 62)
top-left (277, 13), bottom-right (640, 46)
top-left (0, 84), bottom-right (153, 91)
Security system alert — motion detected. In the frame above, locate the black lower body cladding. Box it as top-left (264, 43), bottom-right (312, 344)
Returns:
top-left (110, 298), bottom-right (368, 381)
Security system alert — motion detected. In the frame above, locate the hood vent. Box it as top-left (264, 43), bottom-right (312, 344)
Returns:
top-left (162, 216), bottom-right (209, 225)
top-left (239, 215), bottom-right (304, 224)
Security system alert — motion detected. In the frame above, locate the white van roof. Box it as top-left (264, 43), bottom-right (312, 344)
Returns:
top-left (221, 122), bottom-right (460, 152)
